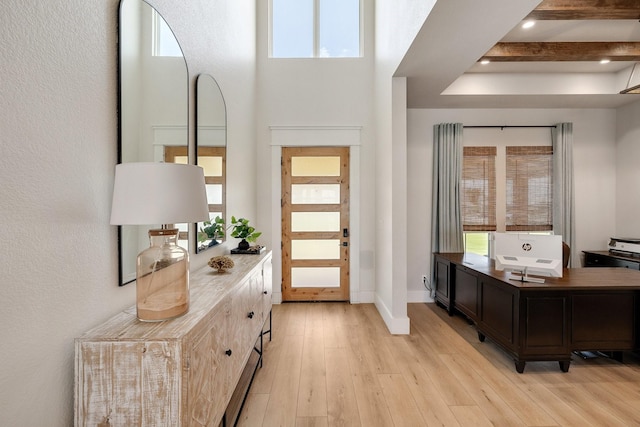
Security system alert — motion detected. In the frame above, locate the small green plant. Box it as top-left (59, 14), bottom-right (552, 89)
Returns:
top-left (198, 216), bottom-right (226, 244)
top-left (229, 216), bottom-right (262, 242)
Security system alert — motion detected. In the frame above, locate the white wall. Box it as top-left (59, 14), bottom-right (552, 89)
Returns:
top-left (615, 101), bottom-right (640, 237)
top-left (0, 0), bottom-right (256, 425)
top-left (407, 108), bottom-right (619, 301)
top-left (373, 0), bottom-right (436, 333)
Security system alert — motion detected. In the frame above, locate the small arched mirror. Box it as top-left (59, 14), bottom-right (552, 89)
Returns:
top-left (195, 74), bottom-right (227, 253)
top-left (118, 0), bottom-right (188, 285)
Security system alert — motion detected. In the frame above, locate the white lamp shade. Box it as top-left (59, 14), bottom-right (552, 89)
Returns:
top-left (110, 162), bottom-right (210, 225)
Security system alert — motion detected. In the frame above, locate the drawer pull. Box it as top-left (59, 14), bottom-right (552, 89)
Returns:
top-left (248, 311), bottom-right (255, 319)
top-left (225, 349), bottom-right (232, 357)
top-left (263, 291), bottom-right (268, 295)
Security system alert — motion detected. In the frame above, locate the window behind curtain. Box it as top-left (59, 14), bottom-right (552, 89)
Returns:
top-left (462, 147), bottom-right (497, 231)
top-left (462, 147), bottom-right (496, 256)
top-left (506, 146), bottom-right (553, 231)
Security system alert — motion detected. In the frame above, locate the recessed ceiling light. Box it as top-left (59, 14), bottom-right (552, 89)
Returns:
top-left (600, 59), bottom-right (611, 64)
top-left (480, 59), bottom-right (490, 65)
top-left (522, 20), bottom-right (535, 29)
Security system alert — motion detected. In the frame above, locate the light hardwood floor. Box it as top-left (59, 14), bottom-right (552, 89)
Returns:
top-left (238, 302), bottom-right (640, 426)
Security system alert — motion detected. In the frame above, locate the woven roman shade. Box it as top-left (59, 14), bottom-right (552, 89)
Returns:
top-left (505, 146), bottom-right (553, 231)
top-left (462, 146), bottom-right (496, 231)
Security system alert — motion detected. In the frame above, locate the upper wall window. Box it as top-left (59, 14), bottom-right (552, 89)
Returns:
top-left (271, 0), bottom-right (361, 58)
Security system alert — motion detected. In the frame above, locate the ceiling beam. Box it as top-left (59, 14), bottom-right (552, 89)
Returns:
top-left (483, 42), bottom-right (640, 61)
top-left (527, 0), bottom-right (640, 20)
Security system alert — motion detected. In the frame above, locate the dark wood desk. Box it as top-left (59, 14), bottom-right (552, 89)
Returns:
top-left (583, 250), bottom-right (640, 269)
top-left (434, 252), bottom-right (640, 373)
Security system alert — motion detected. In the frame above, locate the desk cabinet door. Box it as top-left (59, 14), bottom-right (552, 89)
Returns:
top-left (434, 257), bottom-right (451, 308)
top-left (521, 294), bottom-right (569, 356)
top-left (572, 292), bottom-right (635, 350)
top-left (455, 266), bottom-right (479, 321)
top-left (480, 278), bottom-right (517, 347)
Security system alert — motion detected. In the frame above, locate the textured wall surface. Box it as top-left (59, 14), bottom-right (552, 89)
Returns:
top-left (0, 0), bottom-right (256, 425)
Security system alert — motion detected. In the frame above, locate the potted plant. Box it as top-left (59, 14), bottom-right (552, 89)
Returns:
top-left (230, 216), bottom-right (262, 250)
top-left (198, 216), bottom-right (225, 248)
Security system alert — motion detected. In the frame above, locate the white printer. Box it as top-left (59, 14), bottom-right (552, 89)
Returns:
top-left (608, 237), bottom-right (640, 255)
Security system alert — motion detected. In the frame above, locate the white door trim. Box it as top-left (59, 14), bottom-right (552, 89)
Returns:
top-left (270, 126), bottom-right (362, 304)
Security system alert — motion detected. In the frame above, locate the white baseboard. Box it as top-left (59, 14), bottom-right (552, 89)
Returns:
top-left (272, 291), bottom-right (373, 305)
top-left (407, 289), bottom-right (434, 303)
top-left (374, 295), bottom-right (410, 334)
top-left (357, 291), bottom-right (376, 303)
top-left (272, 292), bottom-right (282, 304)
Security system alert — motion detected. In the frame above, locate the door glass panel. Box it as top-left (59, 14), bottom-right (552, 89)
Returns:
top-left (205, 184), bottom-right (223, 205)
top-left (291, 212), bottom-right (340, 232)
top-left (292, 267), bottom-right (340, 287)
top-left (198, 156), bottom-right (222, 176)
top-left (291, 184), bottom-right (340, 204)
top-left (291, 156), bottom-right (340, 176)
top-left (173, 155), bottom-right (188, 164)
top-left (292, 239), bottom-right (340, 260)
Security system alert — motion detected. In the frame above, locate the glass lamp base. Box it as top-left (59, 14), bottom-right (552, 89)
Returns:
top-left (136, 228), bottom-right (190, 322)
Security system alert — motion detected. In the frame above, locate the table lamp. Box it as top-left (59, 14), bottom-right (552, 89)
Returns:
top-left (110, 162), bottom-right (209, 321)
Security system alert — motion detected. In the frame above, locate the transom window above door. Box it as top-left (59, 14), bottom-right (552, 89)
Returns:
top-left (270, 0), bottom-right (361, 58)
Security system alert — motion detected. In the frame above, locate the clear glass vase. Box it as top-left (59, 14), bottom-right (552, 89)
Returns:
top-left (136, 228), bottom-right (189, 321)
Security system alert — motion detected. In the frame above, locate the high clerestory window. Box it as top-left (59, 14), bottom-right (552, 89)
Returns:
top-left (270, 0), bottom-right (361, 58)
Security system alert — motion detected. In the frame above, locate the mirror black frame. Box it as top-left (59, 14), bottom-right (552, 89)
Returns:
top-left (117, 0), bottom-right (189, 285)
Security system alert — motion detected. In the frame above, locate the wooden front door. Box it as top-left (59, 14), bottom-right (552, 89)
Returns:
top-left (281, 147), bottom-right (350, 301)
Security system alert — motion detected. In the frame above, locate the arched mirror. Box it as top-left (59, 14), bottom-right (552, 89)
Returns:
top-left (195, 74), bottom-right (227, 253)
top-left (118, 0), bottom-right (188, 285)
